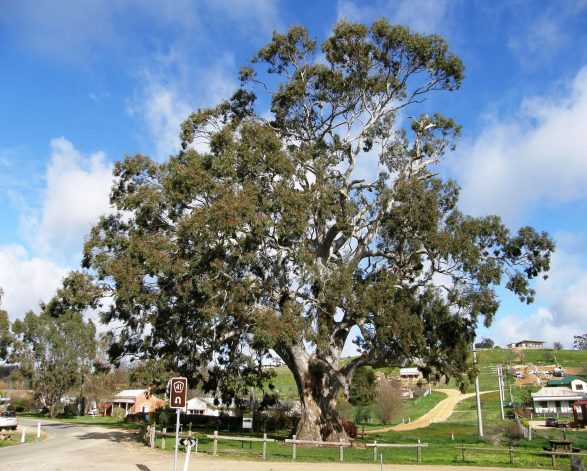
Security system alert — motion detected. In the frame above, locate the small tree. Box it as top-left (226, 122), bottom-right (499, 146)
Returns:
top-left (349, 367), bottom-right (377, 406)
top-left (10, 274), bottom-right (97, 417)
top-left (574, 334), bottom-right (587, 350)
top-left (475, 338), bottom-right (495, 349)
top-left (553, 341), bottom-right (563, 351)
top-left (374, 381), bottom-right (405, 424)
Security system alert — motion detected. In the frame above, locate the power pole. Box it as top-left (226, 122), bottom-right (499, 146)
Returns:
top-left (472, 342), bottom-right (484, 437)
top-left (497, 365), bottom-right (505, 420)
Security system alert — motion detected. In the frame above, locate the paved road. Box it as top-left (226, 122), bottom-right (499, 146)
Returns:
top-left (0, 419), bottom-right (542, 470)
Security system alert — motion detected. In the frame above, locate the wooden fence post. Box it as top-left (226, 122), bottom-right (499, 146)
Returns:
top-left (262, 433), bottom-right (267, 459)
top-left (292, 435), bottom-right (297, 460)
top-left (373, 440), bottom-right (377, 462)
top-left (339, 438), bottom-right (344, 462)
top-left (551, 453), bottom-right (556, 468)
top-left (461, 444), bottom-right (466, 461)
top-left (508, 446), bottom-right (513, 464)
top-left (213, 430), bottom-right (218, 456)
top-left (417, 439), bottom-right (422, 463)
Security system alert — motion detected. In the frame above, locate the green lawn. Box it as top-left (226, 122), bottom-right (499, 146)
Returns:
top-left (190, 391), bottom-right (585, 467)
top-left (18, 413), bottom-right (138, 430)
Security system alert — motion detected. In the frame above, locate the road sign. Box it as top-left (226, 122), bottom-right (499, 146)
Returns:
top-left (169, 377), bottom-right (188, 408)
top-left (180, 438), bottom-right (197, 447)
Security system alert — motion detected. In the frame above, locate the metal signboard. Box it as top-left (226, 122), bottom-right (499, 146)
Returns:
top-left (169, 377), bottom-right (188, 409)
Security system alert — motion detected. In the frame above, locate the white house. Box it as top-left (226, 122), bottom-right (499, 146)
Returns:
top-left (186, 397), bottom-right (220, 416)
top-left (507, 340), bottom-right (545, 349)
top-left (399, 368), bottom-right (422, 380)
top-left (531, 387), bottom-right (585, 414)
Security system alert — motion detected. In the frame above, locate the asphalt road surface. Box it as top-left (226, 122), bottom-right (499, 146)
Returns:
top-left (0, 419), bottom-right (543, 470)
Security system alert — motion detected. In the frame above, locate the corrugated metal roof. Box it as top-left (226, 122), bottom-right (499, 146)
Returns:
top-left (532, 387), bottom-right (584, 399)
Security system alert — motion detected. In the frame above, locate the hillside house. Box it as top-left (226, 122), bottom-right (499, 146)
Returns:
top-left (507, 340), bottom-right (545, 349)
top-left (399, 368), bottom-right (422, 380)
top-left (546, 375), bottom-right (587, 392)
top-left (110, 389), bottom-right (165, 417)
top-left (531, 387), bottom-right (585, 414)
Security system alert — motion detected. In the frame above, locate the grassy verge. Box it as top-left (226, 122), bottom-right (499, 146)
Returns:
top-left (18, 413), bottom-right (138, 429)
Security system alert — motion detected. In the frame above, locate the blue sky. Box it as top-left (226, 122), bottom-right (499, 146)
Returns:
top-left (1, 0), bottom-right (587, 350)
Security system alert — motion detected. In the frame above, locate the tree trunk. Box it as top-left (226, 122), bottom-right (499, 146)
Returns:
top-left (277, 344), bottom-right (349, 442)
top-left (296, 374), bottom-right (347, 442)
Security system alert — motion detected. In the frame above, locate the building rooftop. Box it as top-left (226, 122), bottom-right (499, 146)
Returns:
top-left (532, 387), bottom-right (584, 400)
top-left (547, 375), bottom-right (587, 387)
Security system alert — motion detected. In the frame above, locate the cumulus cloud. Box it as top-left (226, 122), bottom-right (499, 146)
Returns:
top-left (0, 245), bottom-right (67, 320)
top-left (485, 240), bottom-right (587, 348)
top-left (29, 138), bottom-right (113, 262)
top-left (454, 66), bottom-right (587, 224)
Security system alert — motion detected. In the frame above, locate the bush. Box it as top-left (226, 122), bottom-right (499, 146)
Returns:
top-left (353, 406), bottom-right (371, 424)
top-left (341, 418), bottom-right (358, 438)
top-left (373, 381), bottom-right (404, 424)
top-left (502, 423), bottom-right (524, 443)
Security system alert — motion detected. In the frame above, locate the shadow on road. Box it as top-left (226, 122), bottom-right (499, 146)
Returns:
top-left (77, 429), bottom-right (136, 443)
top-left (136, 465), bottom-right (152, 471)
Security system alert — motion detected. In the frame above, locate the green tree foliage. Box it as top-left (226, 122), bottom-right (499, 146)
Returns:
top-left (0, 288), bottom-right (12, 361)
top-left (10, 275), bottom-right (97, 417)
top-left (82, 20), bottom-right (554, 440)
top-left (574, 334), bottom-right (587, 350)
top-left (475, 338), bottom-right (495, 349)
top-left (349, 367), bottom-right (377, 406)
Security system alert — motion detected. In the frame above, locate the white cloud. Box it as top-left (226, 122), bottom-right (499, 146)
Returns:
top-left (454, 66), bottom-right (587, 224)
top-left (31, 138), bottom-right (113, 262)
top-left (486, 241), bottom-right (587, 348)
top-left (337, 0), bottom-right (451, 33)
top-left (0, 245), bottom-right (67, 320)
top-left (506, 1), bottom-right (587, 68)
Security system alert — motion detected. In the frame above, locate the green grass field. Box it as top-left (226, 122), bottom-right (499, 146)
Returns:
top-left (264, 349), bottom-right (587, 398)
top-left (171, 391), bottom-right (587, 468)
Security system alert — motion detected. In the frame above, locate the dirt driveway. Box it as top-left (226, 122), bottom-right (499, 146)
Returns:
top-left (368, 389), bottom-right (496, 433)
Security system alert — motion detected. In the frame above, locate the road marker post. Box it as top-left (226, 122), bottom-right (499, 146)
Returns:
top-left (37, 422), bottom-right (41, 439)
top-left (21, 427), bottom-right (26, 443)
top-left (169, 377), bottom-right (188, 471)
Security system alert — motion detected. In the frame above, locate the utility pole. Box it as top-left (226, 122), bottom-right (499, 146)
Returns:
top-left (497, 365), bottom-right (505, 420)
top-left (472, 342), bottom-right (484, 437)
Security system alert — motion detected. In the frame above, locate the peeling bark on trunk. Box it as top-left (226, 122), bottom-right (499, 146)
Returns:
top-left (276, 344), bottom-right (349, 442)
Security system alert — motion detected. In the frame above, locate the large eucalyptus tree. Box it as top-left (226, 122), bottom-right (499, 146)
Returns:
top-left (83, 20), bottom-right (554, 440)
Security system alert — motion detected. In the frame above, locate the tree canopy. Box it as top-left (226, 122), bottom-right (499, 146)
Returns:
top-left (82, 19), bottom-right (554, 440)
top-left (10, 279), bottom-right (97, 417)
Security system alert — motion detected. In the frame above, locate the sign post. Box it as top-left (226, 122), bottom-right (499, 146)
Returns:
top-left (169, 377), bottom-right (188, 471)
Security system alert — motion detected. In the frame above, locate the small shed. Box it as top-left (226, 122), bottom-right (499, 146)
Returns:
top-left (399, 368), bottom-right (422, 380)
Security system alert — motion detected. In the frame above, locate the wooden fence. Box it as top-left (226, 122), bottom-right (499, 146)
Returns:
top-left (207, 431), bottom-right (275, 459)
top-left (284, 435), bottom-right (351, 461)
top-left (366, 440), bottom-right (428, 463)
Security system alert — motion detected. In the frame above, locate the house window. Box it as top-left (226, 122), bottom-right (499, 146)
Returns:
top-left (576, 384), bottom-right (583, 391)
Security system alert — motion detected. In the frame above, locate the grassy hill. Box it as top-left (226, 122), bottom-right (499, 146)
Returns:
top-left (262, 349), bottom-right (587, 400)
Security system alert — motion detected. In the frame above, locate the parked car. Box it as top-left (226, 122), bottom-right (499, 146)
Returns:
top-left (545, 417), bottom-right (558, 427)
top-left (0, 410), bottom-right (17, 430)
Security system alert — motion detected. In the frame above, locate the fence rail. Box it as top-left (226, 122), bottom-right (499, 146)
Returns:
top-left (367, 440), bottom-right (428, 462)
top-left (207, 431), bottom-right (275, 459)
top-left (284, 435), bottom-right (351, 461)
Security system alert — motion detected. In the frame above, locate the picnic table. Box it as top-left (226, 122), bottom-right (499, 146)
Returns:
top-left (548, 439), bottom-right (573, 451)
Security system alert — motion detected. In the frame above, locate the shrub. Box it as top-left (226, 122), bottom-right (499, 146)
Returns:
top-left (373, 381), bottom-right (404, 424)
top-left (341, 418), bottom-right (358, 438)
top-left (354, 406), bottom-right (371, 424)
